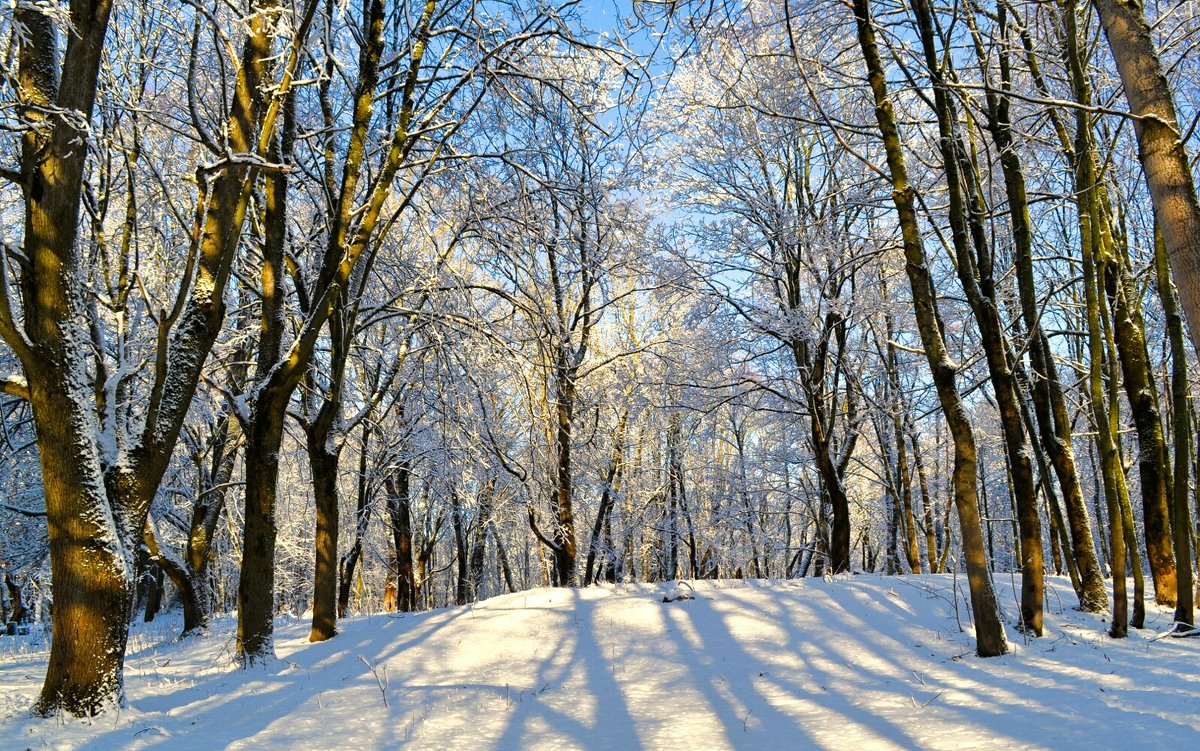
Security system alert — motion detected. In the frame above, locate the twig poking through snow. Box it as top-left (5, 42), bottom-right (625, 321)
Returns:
top-left (910, 690), bottom-right (944, 708)
top-left (359, 655), bottom-right (388, 708)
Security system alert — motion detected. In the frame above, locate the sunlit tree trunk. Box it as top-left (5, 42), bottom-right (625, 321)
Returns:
top-left (237, 80), bottom-right (299, 663)
top-left (852, 0), bottom-right (1007, 656)
top-left (1104, 254), bottom-right (1176, 606)
top-left (1090, 0), bottom-right (1200, 358)
top-left (305, 379), bottom-right (343, 641)
top-left (4, 0), bottom-right (304, 713)
top-left (236, 0), bottom-right (438, 661)
top-left (911, 0), bottom-right (1042, 634)
top-left (975, 3), bottom-right (1107, 612)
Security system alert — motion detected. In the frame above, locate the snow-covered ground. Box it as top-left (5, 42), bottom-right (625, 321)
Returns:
top-left (2, 575), bottom-right (1197, 749)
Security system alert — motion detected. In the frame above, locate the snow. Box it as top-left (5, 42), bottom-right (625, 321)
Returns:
top-left (2, 576), bottom-right (1197, 749)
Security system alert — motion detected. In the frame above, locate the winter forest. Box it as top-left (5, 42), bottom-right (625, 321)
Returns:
top-left (3, 0), bottom-right (1200, 742)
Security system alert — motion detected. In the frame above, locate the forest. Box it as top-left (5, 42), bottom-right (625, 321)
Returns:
top-left (1, 0), bottom-right (1200, 724)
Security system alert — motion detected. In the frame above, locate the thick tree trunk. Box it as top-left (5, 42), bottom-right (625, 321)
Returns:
top-left (236, 0), bottom-right (428, 656)
top-left (237, 398), bottom-right (287, 663)
top-left (8, 0), bottom-right (302, 714)
top-left (1091, 0), bottom-right (1200, 358)
top-left (307, 433), bottom-right (341, 641)
top-left (236, 80), bottom-right (297, 664)
top-left (34, 388), bottom-right (132, 714)
top-left (551, 379), bottom-right (579, 585)
top-left (10, 0), bottom-right (125, 717)
top-left (303, 311), bottom-right (349, 641)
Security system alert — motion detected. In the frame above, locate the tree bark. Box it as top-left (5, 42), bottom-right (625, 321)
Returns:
top-left (8, 0), bottom-right (298, 713)
top-left (1155, 231), bottom-right (1196, 628)
top-left (911, 0), bottom-right (1042, 634)
top-left (1091, 0), bottom-right (1200, 359)
top-left (980, 4), bottom-right (1107, 612)
top-left (339, 423), bottom-right (374, 618)
top-left (238, 393), bottom-right (288, 663)
top-left (852, 0), bottom-right (1007, 656)
top-left (386, 462), bottom-right (416, 612)
top-left (307, 424), bottom-right (341, 640)
top-left (236, 78), bottom-right (298, 664)
top-left (1104, 259), bottom-right (1176, 605)
top-left (551, 374), bottom-right (580, 585)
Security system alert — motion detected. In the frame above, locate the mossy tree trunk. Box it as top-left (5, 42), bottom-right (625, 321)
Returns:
top-left (851, 0), bottom-right (1007, 657)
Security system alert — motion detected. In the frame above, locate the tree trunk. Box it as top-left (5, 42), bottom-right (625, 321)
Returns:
top-left (885, 312), bottom-right (922, 573)
top-left (386, 463), bottom-right (416, 612)
top-left (469, 480), bottom-right (494, 600)
top-left (911, 0), bottom-right (1042, 634)
top-left (1091, 0), bottom-right (1200, 359)
top-left (982, 4), bottom-right (1107, 612)
top-left (182, 425), bottom-right (236, 635)
top-left (551, 377), bottom-right (579, 585)
top-left (585, 410), bottom-right (627, 585)
top-left (236, 79), bottom-right (298, 664)
top-left (852, 0), bottom-right (1007, 656)
top-left (911, 428), bottom-right (939, 573)
top-left (793, 318), bottom-right (854, 574)
top-left (4, 572), bottom-right (27, 625)
top-left (237, 396), bottom-right (288, 664)
top-left (338, 423), bottom-right (374, 618)
top-left (452, 491), bottom-right (470, 605)
top-left (307, 430), bottom-right (341, 641)
top-left (1104, 259), bottom-right (1176, 605)
top-left (1080, 184), bottom-right (1129, 637)
top-left (33, 384), bottom-right (133, 714)
top-left (303, 305), bottom-right (351, 641)
top-left (1041, 0), bottom-right (1126, 615)
top-left (8, 0), bottom-right (304, 713)
top-left (1155, 231), bottom-right (1196, 628)
top-left (13, 0), bottom-right (128, 716)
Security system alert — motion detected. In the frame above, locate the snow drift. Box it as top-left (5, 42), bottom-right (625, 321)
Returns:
top-left (1, 575), bottom-right (1196, 749)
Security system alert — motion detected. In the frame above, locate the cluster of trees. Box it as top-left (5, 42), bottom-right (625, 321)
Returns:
top-left (1, 0), bottom-right (1200, 718)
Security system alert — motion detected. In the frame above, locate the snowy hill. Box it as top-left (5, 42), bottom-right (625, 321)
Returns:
top-left (2, 576), bottom-right (1197, 749)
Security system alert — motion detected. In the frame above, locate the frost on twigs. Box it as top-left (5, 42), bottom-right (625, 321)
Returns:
top-left (10, 0), bottom-right (76, 41)
top-left (359, 655), bottom-right (388, 707)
